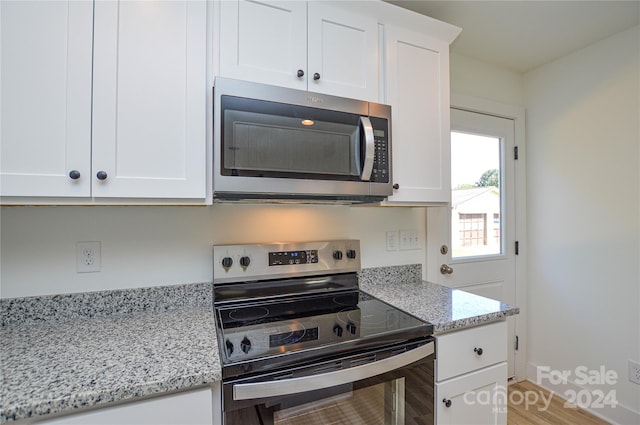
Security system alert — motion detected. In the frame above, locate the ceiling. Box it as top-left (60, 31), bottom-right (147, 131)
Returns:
top-left (386, 1), bottom-right (640, 73)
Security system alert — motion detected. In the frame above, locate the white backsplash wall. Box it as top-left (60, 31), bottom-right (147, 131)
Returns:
top-left (0, 204), bottom-right (426, 298)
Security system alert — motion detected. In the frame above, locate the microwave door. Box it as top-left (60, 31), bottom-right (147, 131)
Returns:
top-left (359, 117), bottom-right (375, 181)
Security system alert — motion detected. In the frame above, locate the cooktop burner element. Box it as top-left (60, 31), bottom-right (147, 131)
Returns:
top-left (213, 240), bottom-right (432, 379)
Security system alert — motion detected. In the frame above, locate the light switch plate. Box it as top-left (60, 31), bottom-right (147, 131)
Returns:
top-left (386, 231), bottom-right (398, 251)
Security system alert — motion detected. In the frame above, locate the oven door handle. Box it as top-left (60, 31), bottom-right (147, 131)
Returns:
top-left (233, 341), bottom-right (434, 401)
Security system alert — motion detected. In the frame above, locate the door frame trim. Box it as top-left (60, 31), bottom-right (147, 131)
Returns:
top-left (431, 93), bottom-right (528, 382)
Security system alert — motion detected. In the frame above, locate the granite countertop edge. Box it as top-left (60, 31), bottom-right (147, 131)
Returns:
top-left (2, 370), bottom-right (220, 424)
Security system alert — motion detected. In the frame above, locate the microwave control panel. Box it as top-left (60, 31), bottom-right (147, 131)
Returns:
top-left (370, 117), bottom-right (390, 183)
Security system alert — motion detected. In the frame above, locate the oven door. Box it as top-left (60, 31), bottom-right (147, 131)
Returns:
top-left (222, 339), bottom-right (434, 425)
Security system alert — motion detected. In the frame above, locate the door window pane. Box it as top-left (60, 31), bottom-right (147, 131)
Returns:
top-left (451, 131), bottom-right (502, 258)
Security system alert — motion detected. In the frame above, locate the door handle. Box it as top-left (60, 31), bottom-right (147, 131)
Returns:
top-left (359, 116), bottom-right (375, 181)
top-left (440, 264), bottom-right (453, 275)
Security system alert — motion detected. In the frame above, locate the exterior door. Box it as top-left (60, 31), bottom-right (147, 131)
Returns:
top-left (429, 107), bottom-right (520, 379)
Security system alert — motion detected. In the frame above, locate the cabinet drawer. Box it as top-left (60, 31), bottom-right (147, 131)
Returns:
top-left (436, 321), bottom-right (507, 381)
top-left (435, 362), bottom-right (507, 425)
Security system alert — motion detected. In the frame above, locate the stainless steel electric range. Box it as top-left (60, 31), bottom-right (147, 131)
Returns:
top-left (213, 240), bottom-right (435, 425)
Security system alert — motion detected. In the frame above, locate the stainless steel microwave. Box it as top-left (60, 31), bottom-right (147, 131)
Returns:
top-left (213, 77), bottom-right (392, 204)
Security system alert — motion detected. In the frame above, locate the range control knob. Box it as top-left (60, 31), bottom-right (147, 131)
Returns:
top-left (346, 249), bottom-right (357, 259)
top-left (239, 256), bottom-right (251, 268)
top-left (333, 250), bottom-right (343, 260)
top-left (225, 340), bottom-right (234, 357)
top-left (333, 324), bottom-right (343, 337)
top-left (221, 257), bottom-right (233, 269)
top-left (346, 322), bottom-right (357, 335)
top-left (240, 337), bottom-right (251, 354)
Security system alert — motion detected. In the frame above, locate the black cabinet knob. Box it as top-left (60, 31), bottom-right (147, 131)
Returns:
top-left (297, 69), bottom-right (304, 78)
top-left (313, 72), bottom-right (320, 80)
top-left (221, 257), bottom-right (233, 269)
top-left (393, 183), bottom-right (400, 190)
top-left (68, 170), bottom-right (81, 180)
top-left (96, 171), bottom-right (108, 180)
top-left (474, 347), bottom-right (483, 356)
top-left (443, 398), bottom-right (452, 408)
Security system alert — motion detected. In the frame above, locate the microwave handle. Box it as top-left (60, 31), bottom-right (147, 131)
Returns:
top-left (232, 341), bottom-right (434, 401)
top-left (360, 116), bottom-right (375, 181)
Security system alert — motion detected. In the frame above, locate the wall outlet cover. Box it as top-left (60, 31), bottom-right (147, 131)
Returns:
top-left (629, 359), bottom-right (640, 385)
top-left (76, 241), bottom-right (101, 273)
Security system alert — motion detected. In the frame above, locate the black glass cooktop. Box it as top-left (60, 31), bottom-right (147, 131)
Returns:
top-left (216, 290), bottom-right (433, 377)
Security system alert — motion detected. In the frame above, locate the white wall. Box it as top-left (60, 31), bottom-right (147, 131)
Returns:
top-left (0, 204), bottom-right (426, 298)
top-left (524, 25), bottom-right (640, 423)
top-left (450, 52), bottom-right (524, 106)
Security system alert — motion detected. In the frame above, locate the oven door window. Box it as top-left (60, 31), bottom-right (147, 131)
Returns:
top-left (223, 355), bottom-right (434, 425)
top-left (221, 95), bottom-right (366, 181)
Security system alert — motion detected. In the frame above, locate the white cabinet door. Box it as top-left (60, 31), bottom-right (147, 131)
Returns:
top-left (92, 0), bottom-right (207, 199)
top-left (383, 25), bottom-right (452, 204)
top-left (0, 0), bottom-right (93, 197)
top-left (307, 2), bottom-right (379, 101)
top-left (218, 1), bottom-right (379, 101)
top-left (34, 387), bottom-right (214, 425)
top-left (436, 363), bottom-right (507, 425)
top-left (219, 0), bottom-right (307, 90)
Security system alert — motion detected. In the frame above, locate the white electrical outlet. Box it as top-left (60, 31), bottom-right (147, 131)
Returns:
top-left (76, 241), bottom-right (101, 273)
top-left (629, 359), bottom-right (640, 385)
top-left (386, 231), bottom-right (398, 251)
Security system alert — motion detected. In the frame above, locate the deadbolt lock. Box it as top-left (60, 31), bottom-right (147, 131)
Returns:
top-left (440, 245), bottom-right (448, 255)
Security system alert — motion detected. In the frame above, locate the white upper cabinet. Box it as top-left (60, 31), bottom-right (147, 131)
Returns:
top-left (1, 0), bottom-right (93, 197)
top-left (1, 0), bottom-right (208, 203)
top-left (383, 24), bottom-right (455, 205)
top-left (219, 1), bottom-right (307, 90)
top-left (92, 0), bottom-right (207, 199)
top-left (218, 0), bottom-right (379, 102)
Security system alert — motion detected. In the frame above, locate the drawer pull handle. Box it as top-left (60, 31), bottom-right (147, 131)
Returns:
top-left (474, 347), bottom-right (483, 356)
top-left (443, 398), bottom-right (452, 408)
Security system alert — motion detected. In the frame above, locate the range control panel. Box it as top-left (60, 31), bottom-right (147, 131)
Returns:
top-left (213, 240), bottom-right (361, 284)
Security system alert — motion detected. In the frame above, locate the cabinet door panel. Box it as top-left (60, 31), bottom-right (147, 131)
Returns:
top-left (35, 387), bottom-right (214, 425)
top-left (1, 0), bottom-right (92, 197)
top-left (92, 0), bottom-right (206, 198)
top-left (384, 26), bottom-right (451, 204)
top-left (219, 0), bottom-right (307, 90)
top-left (307, 2), bottom-right (378, 101)
top-left (436, 363), bottom-right (507, 425)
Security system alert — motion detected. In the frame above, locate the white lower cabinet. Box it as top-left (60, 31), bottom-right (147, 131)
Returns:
top-left (436, 362), bottom-right (507, 425)
top-left (435, 321), bottom-right (508, 425)
top-left (32, 387), bottom-right (217, 425)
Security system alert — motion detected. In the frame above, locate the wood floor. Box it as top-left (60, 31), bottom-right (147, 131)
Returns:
top-left (508, 380), bottom-right (611, 425)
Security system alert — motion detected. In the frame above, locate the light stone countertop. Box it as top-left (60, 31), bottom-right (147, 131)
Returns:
top-left (358, 265), bottom-right (520, 334)
top-left (0, 284), bottom-right (221, 424)
top-left (1, 266), bottom-right (518, 423)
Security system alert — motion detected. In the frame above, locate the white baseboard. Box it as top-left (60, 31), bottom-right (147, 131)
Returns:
top-left (526, 362), bottom-right (640, 425)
